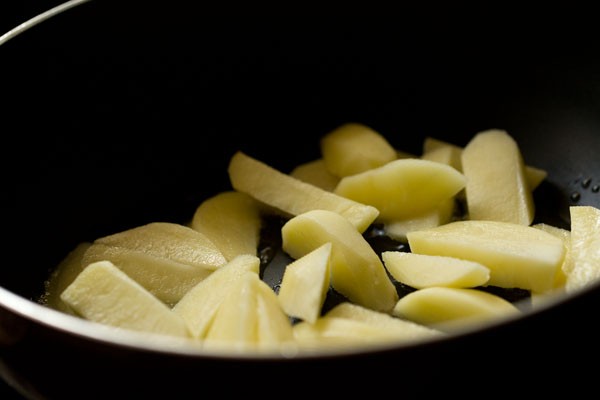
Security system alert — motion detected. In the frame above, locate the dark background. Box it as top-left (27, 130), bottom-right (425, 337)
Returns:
top-left (1, 1), bottom-right (599, 398)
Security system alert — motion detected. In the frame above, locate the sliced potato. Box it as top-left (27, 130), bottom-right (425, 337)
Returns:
top-left (334, 158), bottom-right (465, 222)
top-left (172, 254), bottom-right (260, 338)
top-left (289, 158), bottom-right (340, 191)
top-left (525, 166), bottom-right (547, 190)
top-left (407, 220), bottom-right (565, 293)
top-left (228, 151), bottom-right (379, 233)
top-left (293, 302), bottom-right (443, 349)
top-left (191, 190), bottom-right (262, 261)
top-left (533, 223), bottom-right (571, 288)
top-left (461, 129), bottom-right (534, 225)
top-left (42, 242), bottom-right (91, 314)
top-left (204, 272), bottom-right (294, 350)
top-left (565, 206), bottom-right (600, 293)
top-left (94, 222), bottom-right (227, 269)
top-left (423, 136), bottom-right (546, 190)
top-left (392, 287), bottom-right (521, 331)
top-left (382, 251), bottom-right (490, 289)
top-left (422, 141), bottom-right (462, 172)
top-left (383, 198), bottom-right (455, 242)
top-left (281, 209), bottom-right (398, 313)
top-left (60, 261), bottom-right (190, 337)
top-left (203, 272), bottom-right (259, 347)
top-left (320, 122), bottom-right (397, 177)
top-left (254, 278), bottom-right (295, 348)
top-left (277, 242), bottom-right (332, 323)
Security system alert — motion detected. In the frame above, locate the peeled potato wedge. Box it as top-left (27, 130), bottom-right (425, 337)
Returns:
top-left (382, 251), bottom-right (490, 289)
top-left (461, 129), bottom-right (534, 225)
top-left (383, 198), bottom-right (455, 242)
top-left (334, 158), bottom-right (466, 222)
top-left (423, 136), bottom-right (547, 190)
top-left (565, 206), bottom-right (600, 293)
top-left (277, 242), bottom-right (332, 323)
top-left (293, 302), bottom-right (443, 349)
top-left (407, 220), bottom-right (566, 293)
top-left (42, 242), bottom-right (91, 314)
top-left (289, 158), bottom-right (340, 191)
top-left (203, 272), bottom-right (259, 347)
top-left (60, 261), bottom-right (190, 338)
top-left (320, 122), bottom-right (397, 177)
top-left (94, 222), bottom-right (227, 269)
top-left (228, 151), bottom-right (379, 233)
top-left (392, 287), bottom-right (521, 331)
top-left (191, 190), bottom-right (262, 261)
top-left (203, 271), bottom-right (294, 351)
top-left (172, 254), bottom-right (260, 339)
top-left (281, 209), bottom-right (398, 313)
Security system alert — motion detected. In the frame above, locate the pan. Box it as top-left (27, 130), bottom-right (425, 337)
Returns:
top-left (1, 1), bottom-right (599, 398)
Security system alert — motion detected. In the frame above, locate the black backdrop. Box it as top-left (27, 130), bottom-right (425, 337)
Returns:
top-left (1, 1), bottom-right (600, 398)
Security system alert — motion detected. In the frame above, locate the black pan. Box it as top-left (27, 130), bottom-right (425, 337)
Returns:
top-left (1, 1), bottom-right (599, 398)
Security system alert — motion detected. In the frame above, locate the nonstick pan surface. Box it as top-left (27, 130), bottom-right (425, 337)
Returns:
top-left (1, 1), bottom-right (599, 398)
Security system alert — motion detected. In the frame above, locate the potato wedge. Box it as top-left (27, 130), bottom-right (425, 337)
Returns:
top-left (228, 151), bottom-right (379, 233)
top-left (172, 254), bottom-right (260, 339)
top-left (320, 122), bottom-right (397, 177)
top-left (565, 206), bottom-right (600, 293)
top-left (191, 191), bottom-right (262, 261)
top-left (334, 158), bottom-right (465, 222)
top-left (423, 136), bottom-right (547, 190)
top-left (407, 220), bottom-right (566, 293)
top-left (42, 242), bottom-right (91, 314)
top-left (382, 251), bottom-right (490, 289)
top-left (383, 198), bottom-right (455, 242)
top-left (60, 261), bottom-right (190, 338)
top-left (461, 129), bottom-right (534, 225)
top-left (278, 242), bottom-right (332, 323)
top-left (293, 302), bottom-right (442, 349)
top-left (281, 209), bottom-right (398, 312)
top-left (392, 287), bottom-right (520, 331)
top-left (289, 158), bottom-right (340, 191)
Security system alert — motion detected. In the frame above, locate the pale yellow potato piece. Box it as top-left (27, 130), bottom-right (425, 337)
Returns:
top-left (407, 220), bottom-right (565, 293)
top-left (82, 243), bottom-right (215, 306)
top-left (525, 166), bottom-right (547, 190)
top-left (85, 222), bottom-right (227, 305)
top-left (228, 151), bottom-right (379, 233)
top-left (392, 287), bottom-right (520, 331)
top-left (281, 209), bottom-right (398, 312)
top-left (423, 137), bottom-right (464, 160)
top-left (461, 129), bottom-right (534, 225)
top-left (190, 190), bottom-right (262, 261)
top-left (383, 198), bottom-right (455, 242)
top-left (278, 242), bottom-right (332, 323)
top-left (320, 122), bottom-right (397, 177)
top-left (42, 242), bottom-right (91, 314)
top-left (293, 302), bottom-right (442, 348)
top-left (60, 261), bottom-right (190, 337)
top-left (289, 159), bottom-right (340, 191)
top-left (423, 136), bottom-right (546, 190)
top-left (533, 223), bottom-right (571, 288)
top-left (324, 302), bottom-right (442, 338)
top-left (565, 206), bottom-right (600, 293)
top-left (172, 254), bottom-right (260, 338)
top-left (422, 144), bottom-right (463, 172)
top-left (95, 222), bottom-right (227, 270)
top-left (203, 272), bottom-right (294, 351)
top-left (204, 272), bottom-right (259, 347)
top-left (396, 149), bottom-right (418, 159)
top-left (528, 222), bottom-right (571, 310)
top-left (254, 277), bottom-right (295, 348)
top-left (334, 158), bottom-right (466, 222)
top-left (382, 251), bottom-right (490, 289)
